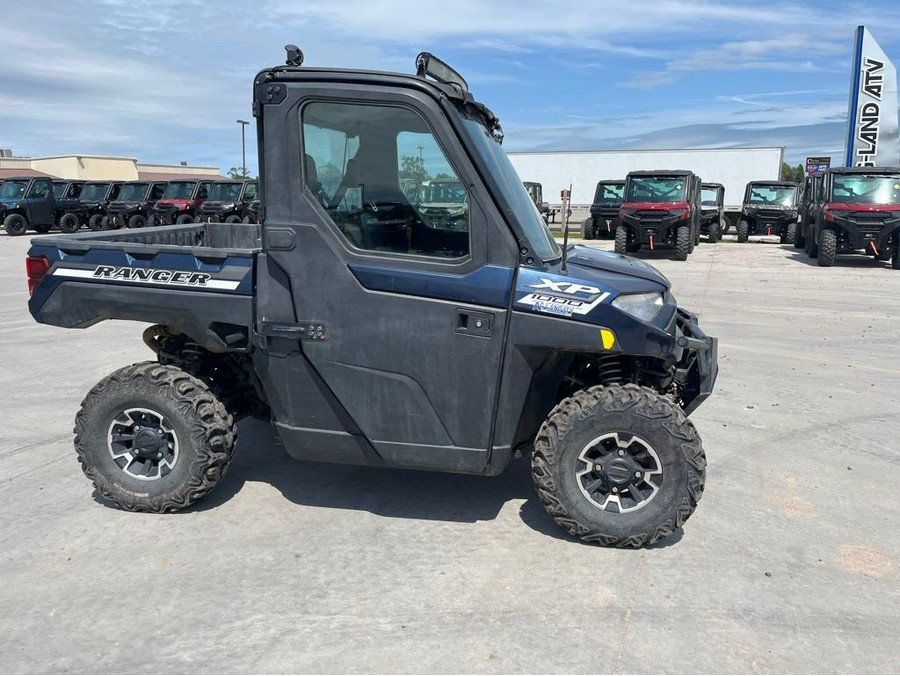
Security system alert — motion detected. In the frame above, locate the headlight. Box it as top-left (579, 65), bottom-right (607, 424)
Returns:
top-left (612, 292), bottom-right (665, 322)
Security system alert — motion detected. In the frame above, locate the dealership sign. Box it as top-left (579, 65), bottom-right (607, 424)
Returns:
top-left (844, 26), bottom-right (899, 167)
top-left (805, 156), bottom-right (831, 175)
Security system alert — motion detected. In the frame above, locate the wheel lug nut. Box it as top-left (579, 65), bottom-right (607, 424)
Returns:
top-left (157, 453), bottom-right (163, 458)
top-left (612, 487), bottom-right (619, 493)
top-left (617, 450), bottom-right (625, 457)
top-left (635, 471), bottom-right (642, 477)
top-left (594, 464), bottom-right (602, 471)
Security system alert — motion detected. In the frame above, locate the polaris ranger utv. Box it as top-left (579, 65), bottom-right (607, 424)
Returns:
top-left (699, 183), bottom-right (724, 243)
top-left (806, 167), bottom-right (900, 268)
top-left (103, 180), bottom-right (168, 229)
top-left (584, 180), bottom-right (625, 240)
top-left (51, 180), bottom-right (86, 233)
top-left (25, 48), bottom-right (717, 547)
top-left (148, 180), bottom-right (213, 225)
top-left (81, 181), bottom-right (124, 231)
top-left (617, 170), bottom-right (701, 261)
top-left (2, 176), bottom-right (60, 235)
top-left (196, 179), bottom-right (259, 223)
top-left (737, 181), bottom-right (799, 243)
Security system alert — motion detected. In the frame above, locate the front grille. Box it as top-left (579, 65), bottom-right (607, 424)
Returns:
top-left (635, 210), bottom-right (667, 223)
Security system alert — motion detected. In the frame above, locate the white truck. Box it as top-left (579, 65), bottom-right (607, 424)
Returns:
top-left (507, 147), bottom-right (784, 228)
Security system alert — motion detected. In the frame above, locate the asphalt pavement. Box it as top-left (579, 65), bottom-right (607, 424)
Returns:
top-left (0, 228), bottom-right (898, 673)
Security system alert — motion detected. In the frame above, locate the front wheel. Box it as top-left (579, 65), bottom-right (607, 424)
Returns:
top-left (785, 223), bottom-right (797, 245)
top-left (581, 218), bottom-right (594, 240)
top-left (128, 214), bottom-right (147, 228)
top-left (614, 225), bottom-right (628, 255)
top-left (58, 212), bottom-right (80, 234)
top-left (674, 225), bottom-right (690, 261)
top-left (74, 362), bottom-right (237, 512)
top-left (818, 229), bottom-right (836, 267)
top-left (793, 222), bottom-right (805, 248)
top-left (532, 384), bottom-right (705, 547)
top-left (736, 220), bottom-right (749, 243)
top-left (225, 215), bottom-right (242, 224)
top-left (89, 214), bottom-right (104, 231)
top-left (707, 220), bottom-right (721, 244)
top-left (3, 213), bottom-right (28, 236)
top-left (176, 214), bottom-right (194, 224)
top-left (892, 240), bottom-right (900, 270)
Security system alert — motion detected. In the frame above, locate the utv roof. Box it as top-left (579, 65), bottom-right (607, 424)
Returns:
top-left (627, 170), bottom-right (696, 177)
top-left (212, 179), bottom-right (250, 184)
top-left (826, 166), bottom-right (900, 174)
top-left (747, 180), bottom-right (797, 187)
top-left (597, 179), bottom-right (625, 184)
top-left (701, 182), bottom-right (724, 189)
top-left (2, 175), bottom-right (38, 182)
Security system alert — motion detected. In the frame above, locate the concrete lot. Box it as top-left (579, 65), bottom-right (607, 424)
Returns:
top-left (1, 229), bottom-right (898, 674)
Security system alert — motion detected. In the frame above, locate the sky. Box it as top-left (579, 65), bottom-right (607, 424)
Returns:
top-left (1, 0), bottom-right (899, 176)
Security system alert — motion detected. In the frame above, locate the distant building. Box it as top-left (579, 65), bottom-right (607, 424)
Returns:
top-left (0, 153), bottom-right (221, 181)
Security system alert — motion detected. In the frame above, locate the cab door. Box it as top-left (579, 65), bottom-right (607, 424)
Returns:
top-left (255, 82), bottom-right (519, 473)
top-left (26, 179), bottom-right (54, 225)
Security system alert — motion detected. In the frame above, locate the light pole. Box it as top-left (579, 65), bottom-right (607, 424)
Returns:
top-left (236, 119), bottom-right (249, 177)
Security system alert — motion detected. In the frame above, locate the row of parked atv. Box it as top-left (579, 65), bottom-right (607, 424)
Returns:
top-left (0, 176), bottom-right (259, 236)
top-left (576, 166), bottom-right (900, 267)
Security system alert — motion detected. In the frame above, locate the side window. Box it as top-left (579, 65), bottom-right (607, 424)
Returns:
top-left (197, 182), bottom-right (210, 199)
top-left (244, 182), bottom-right (257, 200)
top-left (29, 180), bottom-right (51, 198)
top-left (301, 100), bottom-right (470, 259)
top-left (150, 183), bottom-right (166, 200)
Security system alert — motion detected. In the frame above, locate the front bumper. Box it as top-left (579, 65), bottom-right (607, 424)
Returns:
top-left (674, 308), bottom-right (717, 416)
top-left (621, 213), bottom-right (683, 244)
top-left (829, 214), bottom-right (900, 249)
top-left (745, 211), bottom-right (797, 234)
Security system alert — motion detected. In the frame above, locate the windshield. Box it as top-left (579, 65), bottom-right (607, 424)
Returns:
top-left (746, 185), bottom-right (796, 206)
top-left (829, 175), bottom-right (900, 205)
top-left (460, 117), bottom-right (560, 261)
top-left (625, 177), bottom-right (688, 203)
top-left (118, 183), bottom-right (149, 201)
top-left (51, 183), bottom-right (66, 198)
top-left (701, 187), bottom-right (720, 206)
top-left (421, 181), bottom-right (466, 204)
top-left (162, 181), bottom-right (197, 200)
top-left (80, 183), bottom-right (108, 201)
top-left (207, 182), bottom-right (243, 201)
top-left (524, 182), bottom-right (542, 203)
top-left (0, 180), bottom-right (28, 199)
top-left (594, 182), bottom-right (624, 203)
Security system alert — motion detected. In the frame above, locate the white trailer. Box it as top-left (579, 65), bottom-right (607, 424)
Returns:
top-left (507, 147), bottom-right (784, 218)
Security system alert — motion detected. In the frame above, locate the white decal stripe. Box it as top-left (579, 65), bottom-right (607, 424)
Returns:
top-left (51, 267), bottom-right (241, 290)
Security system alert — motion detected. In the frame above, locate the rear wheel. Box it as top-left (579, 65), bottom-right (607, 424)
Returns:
top-left (736, 220), bottom-right (749, 243)
top-left (128, 214), bottom-right (147, 229)
top-left (3, 213), bottom-right (28, 236)
top-left (614, 225), bottom-right (628, 255)
top-left (176, 214), bottom-right (194, 224)
top-left (74, 362), bottom-right (237, 513)
top-left (58, 213), bottom-right (80, 234)
top-left (225, 215), bottom-right (242, 224)
top-left (707, 221), bottom-right (721, 243)
top-left (581, 218), bottom-right (594, 240)
top-left (88, 214), bottom-right (104, 231)
top-left (674, 225), bottom-right (690, 261)
top-left (793, 221), bottom-right (805, 248)
top-left (532, 384), bottom-right (705, 548)
top-left (785, 223), bottom-right (797, 246)
top-left (892, 240), bottom-right (900, 270)
top-left (817, 229), bottom-right (836, 267)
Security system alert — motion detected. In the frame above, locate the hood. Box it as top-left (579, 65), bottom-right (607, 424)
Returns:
top-left (564, 245), bottom-right (669, 289)
top-left (156, 198), bottom-right (196, 206)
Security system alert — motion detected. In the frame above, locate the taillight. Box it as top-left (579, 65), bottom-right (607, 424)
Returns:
top-left (26, 256), bottom-right (50, 297)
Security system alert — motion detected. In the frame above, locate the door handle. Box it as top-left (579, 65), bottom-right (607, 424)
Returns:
top-left (455, 310), bottom-right (493, 338)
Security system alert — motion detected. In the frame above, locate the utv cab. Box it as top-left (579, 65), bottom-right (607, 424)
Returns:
top-left (80, 181), bottom-right (124, 231)
top-left (617, 170), bottom-right (702, 261)
top-left (737, 181), bottom-right (799, 243)
top-left (806, 167), bottom-right (900, 268)
top-left (104, 180), bottom-right (168, 229)
top-left (584, 180), bottom-right (625, 240)
top-left (699, 183), bottom-right (725, 243)
top-left (195, 180), bottom-right (259, 223)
